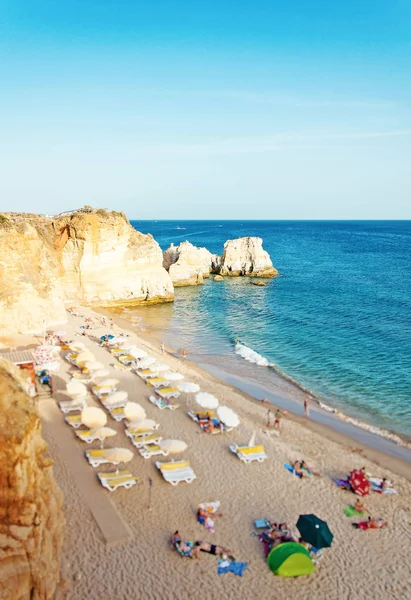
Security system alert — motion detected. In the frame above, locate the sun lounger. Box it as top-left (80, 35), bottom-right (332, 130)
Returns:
top-left (135, 369), bottom-right (158, 380)
top-left (110, 347), bottom-right (128, 356)
top-left (65, 352), bottom-right (78, 365)
top-left (59, 398), bottom-right (86, 414)
top-left (156, 388), bottom-right (181, 400)
top-left (156, 460), bottom-right (196, 486)
top-left (75, 429), bottom-right (115, 444)
top-left (149, 395), bottom-right (179, 410)
top-left (126, 431), bottom-right (162, 448)
top-left (229, 444), bottom-right (268, 464)
top-left (187, 409), bottom-right (215, 422)
top-left (118, 354), bottom-right (137, 365)
top-left (126, 422), bottom-right (160, 435)
top-left (147, 378), bottom-right (169, 388)
top-left (187, 410), bottom-right (232, 434)
top-left (91, 384), bottom-right (117, 399)
top-left (71, 372), bottom-right (94, 383)
top-left (64, 414), bottom-right (83, 428)
top-left (85, 448), bottom-right (133, 468)
top-left (106, 406), bottom-right (128, 421)
top-left (139, 444), bottom-right (169, 459)
top-left (97, 470), bottom-right (138, 492)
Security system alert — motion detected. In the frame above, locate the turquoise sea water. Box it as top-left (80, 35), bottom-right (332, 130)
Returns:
top-left (130, 221), bottom-right (411, 439)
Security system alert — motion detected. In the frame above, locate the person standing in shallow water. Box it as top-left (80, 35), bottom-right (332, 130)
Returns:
top-left (304, 397), bottom-right (310, 417)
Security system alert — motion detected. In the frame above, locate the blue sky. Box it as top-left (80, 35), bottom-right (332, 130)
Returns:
top-left (1, 1), bottom-right (410, 218)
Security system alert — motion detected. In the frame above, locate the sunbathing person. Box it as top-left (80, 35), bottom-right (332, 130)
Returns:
top-left (354, 498), bottom-right (369, 514)
top-left (171, 531), bottom-right (200, 558)
top-left (293, 460), bottom-right (306, 478)
top-left (300, 460), bottom-right (321, 477)
top-left (353, 517), bottom-right (387, 531)
top-left (194, 541), bottom-right (234, 559)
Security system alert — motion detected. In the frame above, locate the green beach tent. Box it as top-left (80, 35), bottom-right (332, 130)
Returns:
top-left (267, 542), bottom-right (315, 577)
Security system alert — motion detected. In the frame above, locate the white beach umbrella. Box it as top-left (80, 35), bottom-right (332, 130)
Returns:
top-left (81, 406), bottom-right (107, 429)
top-left (195, 392), bottom-right (219, 410)
top-left (89, 426), bottom-right (117, 448)
top-left (103, 448), bottom-right (134, 464)
top-left (98, 378), bottom-right (119, 387)
top-left (163, 371), bottom-right (184, 381)
top-left (66, 380), bottom-right (87, 397)
top-left (93, 369), bottom-right (110, 378)
top-left (124, 402), bottom-right (146, 422)
top-left (248, 431), bottom-right (257, 447)
top-left (76, 350), bottom-right (95, 365)
top-left (137, 356), bottom-right (157, 369)
top-left (159, 439), bottom-right (187, 454)
top-left (152, 363), bottom-right (170, 372)
top-left (178, 382), bottom-right (200, 393)
top-left (128, 347), bottom-right (147, 359)
top-left (104, 391), bottom-right (128, 405)
top-left (217, 406), bottom-right (240, 428)
top-left (70, 341), bottom-right (86, 352)
top-left (128, 418), bottom-right (157, 431)
top-left (117, 342), bottom-right (136, 350)
top-left (85, 360), bottom-right (105, 371)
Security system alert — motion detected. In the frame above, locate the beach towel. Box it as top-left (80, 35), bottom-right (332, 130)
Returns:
top-left (333, 478), bottom-right (350, 490)
top-left (369, 478), bottom-right (397, 494)
top-left (344, 505), bottom-right (365, 517)
top-left (217, 559), bottom-right (248, 577)
top-left (284, 463), bottom-right (302, 478)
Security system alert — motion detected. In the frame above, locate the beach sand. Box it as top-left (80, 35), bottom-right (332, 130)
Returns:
top-left (34, 307), bottom-right (411, 600)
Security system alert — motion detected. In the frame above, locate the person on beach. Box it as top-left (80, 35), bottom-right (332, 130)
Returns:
top-left (300, 460), bottom-right (321, 477)
top-left (194, 541), bottom-right (234, 559)
top-left (293, 460), bottom-right (306, 478)
top-left (354, 498), bottom-right (369, 514)
top-left (181, 348), bottom-right (187, 360)
top-left (353, 517), bottom-right (387, 531)
top-left (304, 397), bottom-right (310, 417)
top-left (266, 409), bottom-right (272, 428)
top-left (161, 342), bottom-right (165, 354)
top-left (274, 408), bottom-right (283, 430)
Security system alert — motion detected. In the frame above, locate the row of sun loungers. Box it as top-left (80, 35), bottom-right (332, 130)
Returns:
top-left (149, 395), bottom-right (179, 410)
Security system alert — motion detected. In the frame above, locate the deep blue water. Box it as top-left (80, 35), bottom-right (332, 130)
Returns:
top-left (130, 220), bottom-right (411, 438)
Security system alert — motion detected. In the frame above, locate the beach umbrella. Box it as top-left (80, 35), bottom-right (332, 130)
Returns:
top-left (138, 356), bottom-right (157, 368)
top-left (349, 470), bottom-right (370, 497)
top-left (85, 360), bottom-right (105, 371)
top-left (217, 406), bottom-right (240, 428)
top-left (103, 391), bottom-right (128, 406)
top-left (103, 447), bottom-right (134, 464)
top-left (98, 378), bottom-right (119, 387)
top-left (128, 418), bottom-right (157, 431)
top-left (89, 426), bottom-right (117, 448)
top-left (178, 382), bottom-right (200, 393)
top-left (159, 439), bottom-right (187, 454)
top-left (93, 369), bottom-right (110, 379)
top-left (124, 402), bottom-right (146, 422)
top-left (163, 371), bottom-right (184, 381)
top-left (81, 407), bottom-right (107, 429)
top-left (296, 514), bottom-right (333, 549)
top-left (196, 392), bottom-right (219, 410)
top-left (76, 350), bottom-right (95, 365)
top-left (248, 431), bottom-right (257, 447)
top-left (128, 347), bottom-right (148, 359)
top-left (118, 342), bottom-right (137, 350)
top-left (70, 341), bottom-right (86, 352)
top-left (66, 380), bottom-right (87, 398)
top-left (152, 363), bottom-right (170, 372)
top-left (100, 334), bottom-right (115, 341)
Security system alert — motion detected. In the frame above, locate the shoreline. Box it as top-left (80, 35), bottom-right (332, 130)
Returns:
top-left (98, 307), bottom-right (411, 478)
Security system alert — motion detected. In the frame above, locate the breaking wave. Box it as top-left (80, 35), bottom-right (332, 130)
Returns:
top-left (234, 341), bottom-right (270, 366)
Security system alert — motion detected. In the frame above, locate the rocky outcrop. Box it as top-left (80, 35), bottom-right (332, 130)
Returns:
top-left (218, 237), bottom-right (278, 277)
top-left (0, 358), bottom-right (64, 599)
top-left (163, 241), bottom-right (215, 286)
top-left (0, 209), bottom-right (174, 334)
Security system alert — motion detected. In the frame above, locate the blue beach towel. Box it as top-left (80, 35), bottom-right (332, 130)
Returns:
top-left (284, 463), bottom-right (302, 478)
top-left (217, 560), bottom-right (248, 577)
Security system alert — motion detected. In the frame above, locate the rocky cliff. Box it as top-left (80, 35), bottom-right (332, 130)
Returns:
top-left (218, 237), bottom-right (278, 277)
top-left (162, 241), bottom-right (216, 286)
top-left (0, 209), bottom-right (174, 334)
top-left (0, 359), bottom-right (64, 600)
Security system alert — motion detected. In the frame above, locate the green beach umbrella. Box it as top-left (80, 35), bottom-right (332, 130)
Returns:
top-left (296, 514), bottom-right (333, 549)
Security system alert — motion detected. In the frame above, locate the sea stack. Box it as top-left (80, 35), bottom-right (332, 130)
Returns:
top-left (217, 237), bottom-right (278, 277)
top-left (163, 241), bottom-right (217, 286)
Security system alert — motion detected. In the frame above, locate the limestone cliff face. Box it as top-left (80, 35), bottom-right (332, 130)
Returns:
top-left (0, 359), bottom-right (64, 600)
top-left (163, 241), bottom-right (215, 286)
top-left (218, 237), bottom-right (278, 277)
top-left (0, 209), bottom-right (174, 334)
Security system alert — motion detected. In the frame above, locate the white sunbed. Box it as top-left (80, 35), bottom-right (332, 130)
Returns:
top-left (106, 406), bottom-right (128, 421)
top-left (97, 470), bottom-right (138, 492)
top-left (135, 369), bottom-right (158, 380)
top-left (59, 398), bottom-right (87, 414)
top-left (138, 444), bottom-right (169, 459)
top-left (85, 448), bottom-right (133, 468)
top-left (91, 385), bottom-right (117, 399)
top-left (65, 352), bottom-right (79, 365)
top-left (229, 444), bottom-right (268, 464)
top-left (64, 414), bottom-right (83, 428)
top-left (75, 429), bottom-right (115, 444)
top-left (126, 431), bottom-right (162, 448)
top-left (149, 395), bottom-right (179, 410)
top-left (187, 410), bottom-right (233, 434)
top-left (156, 460), bottom-right (197, 486)
top-left (156, 388), bottom-right (181, 400)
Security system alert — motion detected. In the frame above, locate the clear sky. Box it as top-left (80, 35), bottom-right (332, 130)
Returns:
top-left (1, 1), bottom-right (410, 219)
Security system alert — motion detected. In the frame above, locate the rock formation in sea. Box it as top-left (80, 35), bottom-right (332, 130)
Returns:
top-left (218, 237), bottom-right (278, 277)
top-left (162, 241), bottom-right (216, 286)
top-left (0, 358), bottom-right (64, 599)
top-left (0, 208), bottom-right (174, 334)
top-left (163, 236), bottom-right (277, 283)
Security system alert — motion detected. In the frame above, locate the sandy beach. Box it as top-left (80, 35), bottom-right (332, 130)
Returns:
top-left (33, 306), bottom-right (411, 600)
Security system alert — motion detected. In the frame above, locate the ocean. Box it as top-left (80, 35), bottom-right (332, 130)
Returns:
top-left (129, 220), bottom-right (411, 440)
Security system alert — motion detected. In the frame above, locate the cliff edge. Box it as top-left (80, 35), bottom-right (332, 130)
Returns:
top-left (0, 359), bottom-right (64, 600)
